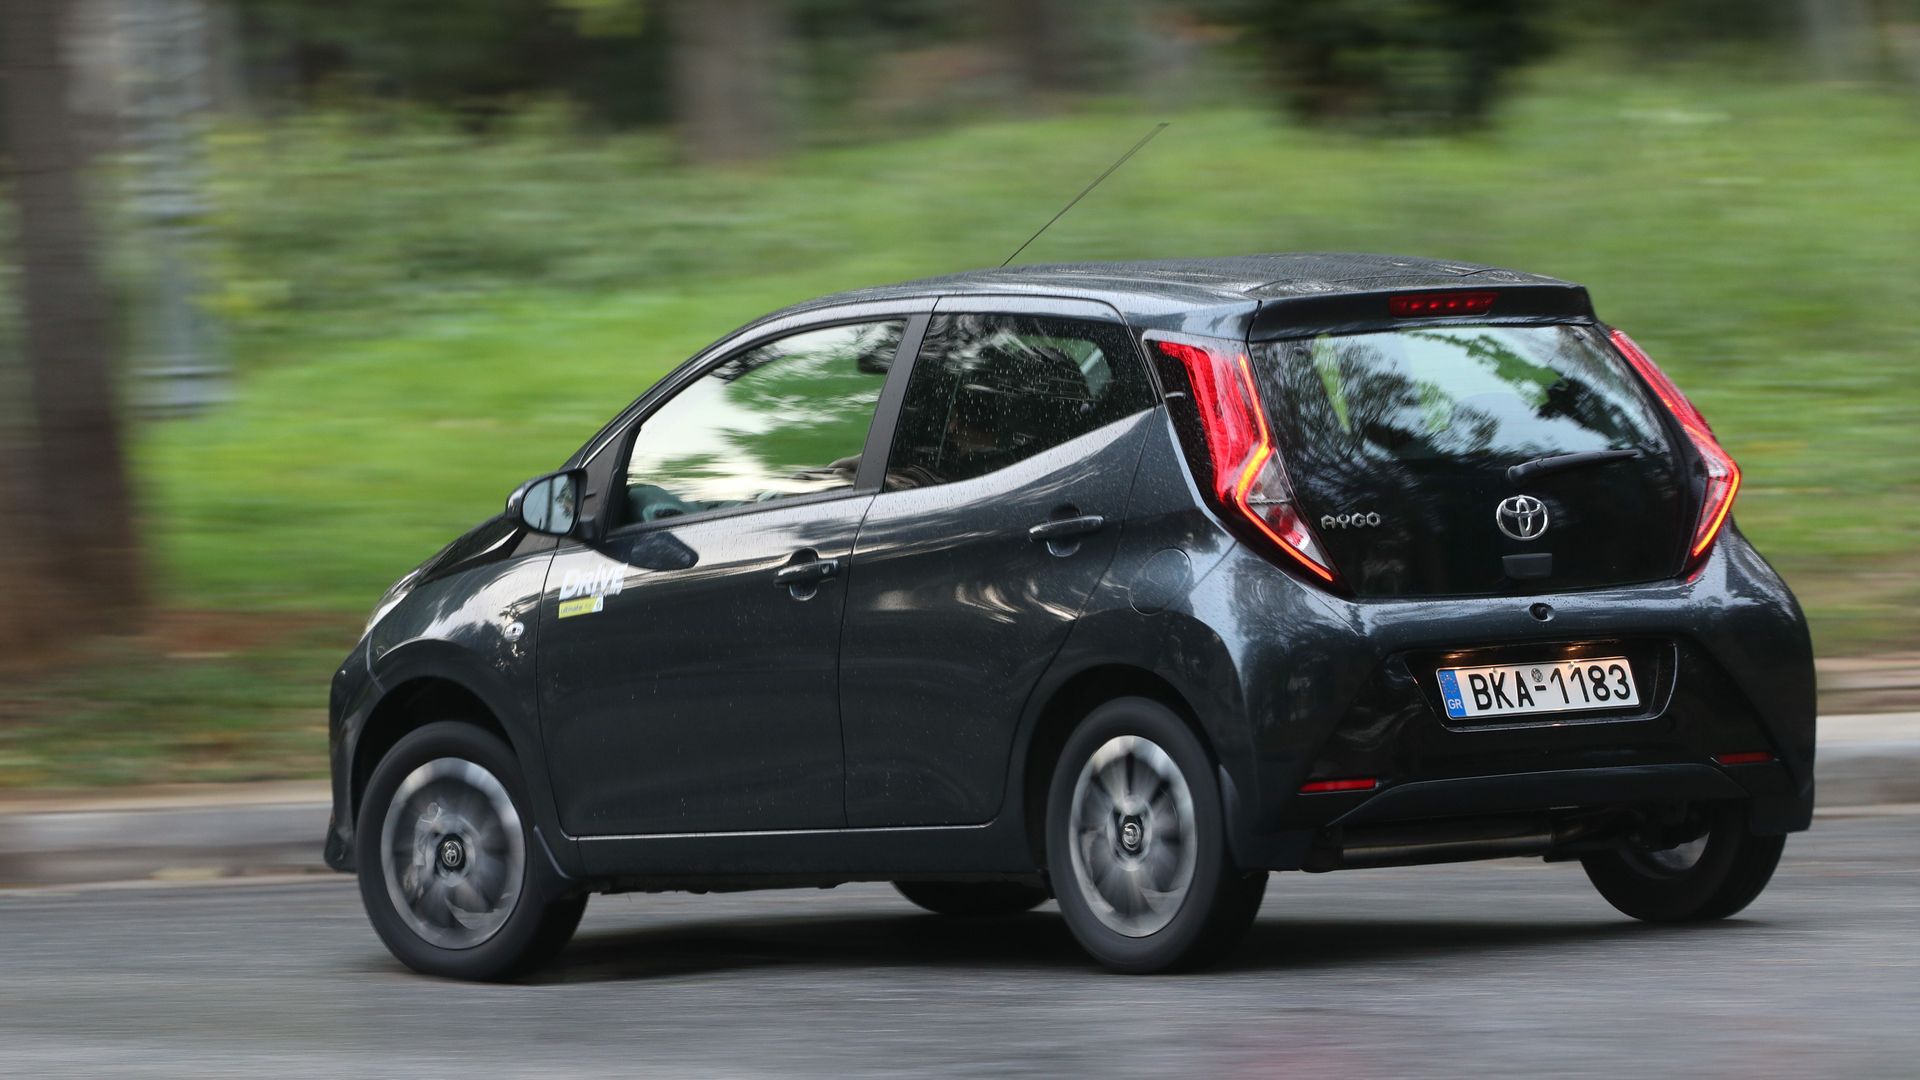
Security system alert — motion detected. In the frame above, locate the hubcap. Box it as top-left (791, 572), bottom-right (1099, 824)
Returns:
top-left (380, 758), bottom-right (526, 950)
top-left (1066, 735), bottom-right (1197, 938)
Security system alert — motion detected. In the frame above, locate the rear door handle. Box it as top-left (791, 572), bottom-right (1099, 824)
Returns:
top-left (1028, 514), bottom-right (1106, 543)
top-left (773, 557), bottom-right (840, 588)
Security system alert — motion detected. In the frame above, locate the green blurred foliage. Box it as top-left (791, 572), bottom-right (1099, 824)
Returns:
top-left (164, 65), bottom-right (1920, 658)
top-left (231, 0), bottom-right (672, 126)
top-left (1214, 0), bottom-right (1554, 132)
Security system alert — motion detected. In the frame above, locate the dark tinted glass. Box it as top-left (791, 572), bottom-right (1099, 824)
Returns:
top-left (619, 320), bottom-right (902, 524)
top-left (1255, 325), bottom-right (1667, 465)
top-left (885, 314), bottom-right (1153, 490)
top-left (1250, 324), bottom-right (1689, 598)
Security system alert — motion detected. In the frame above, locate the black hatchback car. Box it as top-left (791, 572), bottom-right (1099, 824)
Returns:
top-left (326, 254), bottom-right (1815, 979)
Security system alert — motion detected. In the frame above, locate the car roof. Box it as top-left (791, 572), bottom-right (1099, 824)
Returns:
top-left (763, 253), bottom-right (1577, 322)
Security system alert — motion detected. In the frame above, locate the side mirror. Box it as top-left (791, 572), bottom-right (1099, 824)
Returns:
top-left (507, 469), bottom-right (585, 537)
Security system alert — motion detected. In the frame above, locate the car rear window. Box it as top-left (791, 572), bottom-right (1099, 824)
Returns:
top-left (1252, 324), bottom-right (1670, 465)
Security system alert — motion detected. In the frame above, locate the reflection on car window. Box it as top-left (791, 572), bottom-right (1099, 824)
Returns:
top-left (1258, 325), bottom-right (1667, 465)
top-left (619, 321), bottom-right (901, 524)
top-left (884, 315), bottom-right (1153, 490)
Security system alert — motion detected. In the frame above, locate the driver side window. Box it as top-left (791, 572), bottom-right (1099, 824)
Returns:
top-left (618, 320), bottom-right (903, 526)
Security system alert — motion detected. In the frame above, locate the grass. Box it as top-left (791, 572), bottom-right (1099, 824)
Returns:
top-left (10, 63), bottom-right (1920, 788)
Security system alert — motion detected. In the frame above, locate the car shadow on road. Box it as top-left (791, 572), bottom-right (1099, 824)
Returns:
top-left (529, 905), bottom-right (1712, 985)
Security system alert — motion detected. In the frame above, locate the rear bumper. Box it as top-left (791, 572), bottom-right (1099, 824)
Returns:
top-left (1187, 526), bottom-right (1817, 871)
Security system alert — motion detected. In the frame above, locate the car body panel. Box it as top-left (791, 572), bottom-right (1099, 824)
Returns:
top-left (539, 494), bottom-right (873, 837)
top-left (839, 409), bottom-right (1152, 826)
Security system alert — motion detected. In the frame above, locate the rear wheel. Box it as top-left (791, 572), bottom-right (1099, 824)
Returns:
top-left (1580, 802), bottom-right (1785, 923)
top-left (894, 880), bottom-right (1049, 917)
top-left (355, 721), bottom-right (586, 980)
top-left (1045, 697), bottom-right (1267, 973)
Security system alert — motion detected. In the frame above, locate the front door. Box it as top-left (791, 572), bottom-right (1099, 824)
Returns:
top-left (538, 318), bottom-right (910, 837)
top-left (838, 310), bottom-right (1159, 826)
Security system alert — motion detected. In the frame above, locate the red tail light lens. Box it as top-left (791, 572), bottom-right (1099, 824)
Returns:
top-left (1299, 777), bottom-right (1379, 794)
top-left (1610, 329), bottom-right (1742, 567)
top-left (1388, 290), bottom-right (1497, 317)
top-left (1152, 337), bottom-right (1340, 586)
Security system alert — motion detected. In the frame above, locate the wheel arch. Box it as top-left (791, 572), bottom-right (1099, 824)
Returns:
top-left (1018, 664), bottom-right (1212, 866)
top-left (351, 676), bottom-right (516, 826)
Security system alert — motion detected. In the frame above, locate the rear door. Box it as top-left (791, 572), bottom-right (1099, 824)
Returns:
top-left (838, 301), bottom-right (1158, 827)
top-left (1249, 322), bottom-right (1690, 597)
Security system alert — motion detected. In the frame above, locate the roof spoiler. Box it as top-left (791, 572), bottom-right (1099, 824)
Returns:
top-left (1249, 283), bottom-right (1595, 341)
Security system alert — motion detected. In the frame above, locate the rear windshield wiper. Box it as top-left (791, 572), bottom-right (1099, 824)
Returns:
top-left (1505, 447), bottom-right (1644, 484)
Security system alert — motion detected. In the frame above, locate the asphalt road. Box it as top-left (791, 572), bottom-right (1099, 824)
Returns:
top-left (2, 814), bottom-right (1915, 1079)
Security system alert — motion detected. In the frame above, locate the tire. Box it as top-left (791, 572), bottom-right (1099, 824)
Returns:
top-left (894, 880), bottom-right (1050, 917)
top-left (354, 721), bottom-right (587, 980)
top-left (1580, 802), bottom-right (1786, 923)
top-left (1045, 697), bottom-right (1268, 973)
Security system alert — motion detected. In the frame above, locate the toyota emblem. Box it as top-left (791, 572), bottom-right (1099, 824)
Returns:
top-left (1496, 494), bottom-right (1550, 541)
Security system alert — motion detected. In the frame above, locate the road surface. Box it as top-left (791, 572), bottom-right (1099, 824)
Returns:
top-left (2, 814), bottom-right (1915, 1078)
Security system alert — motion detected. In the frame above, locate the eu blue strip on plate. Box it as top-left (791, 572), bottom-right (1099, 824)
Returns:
top-left (1438, 669), bottom-right (1466, 718)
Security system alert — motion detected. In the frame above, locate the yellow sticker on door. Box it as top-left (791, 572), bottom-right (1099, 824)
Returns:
top-left (557, 596), bottom-right (604, 619)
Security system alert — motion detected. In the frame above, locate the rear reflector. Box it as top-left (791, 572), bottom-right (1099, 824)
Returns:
top-left (1151, 337), bottom-right (1341, 586)
top-left (1712, 751), bottom-right (1774, 766)
top-left (1388, 290), bottom-right (1497, 317)
top-left (1300, 778), bottom-right (1379, 794)
top-left (1610, 330), bottom-right (1742, 567)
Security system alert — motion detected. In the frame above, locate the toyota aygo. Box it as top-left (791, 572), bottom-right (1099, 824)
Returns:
top-left (325, 254), bottom-right (1815, 979)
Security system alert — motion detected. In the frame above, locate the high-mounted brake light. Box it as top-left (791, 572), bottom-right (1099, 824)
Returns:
top-left (1388, 290), bottom-right (1497, 317)
top-left (1152, 338), bottom-right (1340, 586)
top-left (1610, 329), bottom-right (1742, 567)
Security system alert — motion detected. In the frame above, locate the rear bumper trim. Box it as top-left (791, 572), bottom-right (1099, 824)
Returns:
top-left (1329, 764), bottom-right (1749, 827)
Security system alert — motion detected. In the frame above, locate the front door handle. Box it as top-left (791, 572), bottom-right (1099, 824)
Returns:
top-left (1028, 514), bottom-right (1106, 544)
top-left (773, 557), bottom-right (840, 589)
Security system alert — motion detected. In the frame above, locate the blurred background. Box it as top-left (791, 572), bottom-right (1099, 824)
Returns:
top-left (1, 0), bottom-right (1916, 792)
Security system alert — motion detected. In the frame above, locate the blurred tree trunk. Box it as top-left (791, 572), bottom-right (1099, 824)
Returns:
top-left (1, 0), bottom-right (147, 637)
top-left (1800, 0), bottom-right (1877, 79)
top-left (991, 0), bottom-right (1087, 97)
top-left (667, 0), bottom-right (789, 164)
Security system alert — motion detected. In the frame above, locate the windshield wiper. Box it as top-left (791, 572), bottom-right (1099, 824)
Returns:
top-left (1505, 447), bottom-right (1643, 484)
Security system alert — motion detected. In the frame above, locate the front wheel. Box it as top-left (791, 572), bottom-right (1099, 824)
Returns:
top-left (355, 721), bottom-right (586, 980)
top-left (1580, 802), bottom-right (1786, 923)
top-left (1045, 698), bottom-right (1267, 973)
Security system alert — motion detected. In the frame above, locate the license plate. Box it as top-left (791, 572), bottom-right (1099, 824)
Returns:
top-left (1437, 657), bottom-right (1640, 721)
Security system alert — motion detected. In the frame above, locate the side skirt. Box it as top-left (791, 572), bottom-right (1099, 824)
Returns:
top-left (573, 816), bottom-right (1037, 891)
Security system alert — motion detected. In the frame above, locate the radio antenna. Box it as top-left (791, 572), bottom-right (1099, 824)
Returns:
top-left (1000, 122), bottom-right (1169, 268)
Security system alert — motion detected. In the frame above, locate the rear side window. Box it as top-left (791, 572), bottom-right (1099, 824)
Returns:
top-left (1253, 325), bottom-right (1669, 465)
top-left (885, 314), bottom-right (1154, 490)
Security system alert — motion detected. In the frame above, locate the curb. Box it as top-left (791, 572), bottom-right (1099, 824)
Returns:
top-left (0, 798), bottom-right (329, 887)
top-left (3, 717), bottom-right (1916, 888)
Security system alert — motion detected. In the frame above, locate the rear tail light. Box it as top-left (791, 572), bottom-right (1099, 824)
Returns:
top-left (1712, 751), bottom-right (1774, 766)
top-left (1610, 329), bottom-right (1742, 569)
top-left (1150, 336), bottom-right (1340, 586)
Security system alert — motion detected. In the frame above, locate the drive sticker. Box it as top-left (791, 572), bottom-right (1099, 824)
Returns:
top-left (1437, 669), bottom-right (1467, 718)
top-left (558, 565), bottom-right (625, 602)
top-left (557, 596), bottom-right (604, 619)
